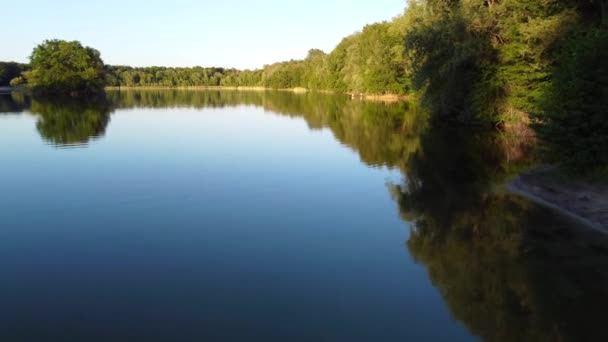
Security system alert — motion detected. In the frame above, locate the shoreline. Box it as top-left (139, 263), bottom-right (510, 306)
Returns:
top-left (105, 85), bottom-right (269, 91)
top-left (507, 166), bottom-right (608, 234)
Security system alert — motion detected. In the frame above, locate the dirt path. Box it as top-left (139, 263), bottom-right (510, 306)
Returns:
top-left (507, 166), bottom-right (608, 234)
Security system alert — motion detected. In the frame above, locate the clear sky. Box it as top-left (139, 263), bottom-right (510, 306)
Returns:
top-left (2, 0), bottom-right (405, 69)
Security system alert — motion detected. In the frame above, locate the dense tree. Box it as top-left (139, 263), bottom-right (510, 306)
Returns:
top-left (404, 0), bottom-right (493, 121)
top-left (536, 1), bottom-right (608, 176)
top-left (401, 0), bottom-right (607, 175)
top-left (24, 40), bottom-right (106, 94)
top-left (402, 0), bottom-right (572, 123)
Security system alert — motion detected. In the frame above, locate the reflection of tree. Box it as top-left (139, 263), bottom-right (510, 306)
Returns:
top-left (106, 89), bottom-right (428, 170)
top-left (105, 89), bottom-right (266, 109)
top-left (390, 126), bottom-right (608, 342)
top-left (0, 93), bottom-right (30, 114)
top-left (390, 127), bottom-right (522, 227)
top-left (325, 101), bottom-right (427, 170)
top-left (261, 93), bottom-right (428, 170)
top-left (405, 197), bottom-right (608, 342)
top-left (10, 89), bottom-right (426, 162)
top-left (30, 96), bottom-right (112, 146)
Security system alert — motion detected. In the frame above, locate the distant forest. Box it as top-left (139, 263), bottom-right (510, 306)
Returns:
top-left (102, 16), bottom-right (407, 94)
top-left (1, 0), bottom-right (606, 175)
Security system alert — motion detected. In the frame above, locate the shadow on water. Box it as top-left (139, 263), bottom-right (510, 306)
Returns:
top-left (2, 89), bottom-right (608, 341)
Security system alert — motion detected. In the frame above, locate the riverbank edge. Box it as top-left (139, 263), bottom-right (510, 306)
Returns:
top-left (507, 166), bottom-right (608, 234)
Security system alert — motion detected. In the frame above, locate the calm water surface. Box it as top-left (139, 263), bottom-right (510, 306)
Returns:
top-left (1, 90), bottom-right (608, 342)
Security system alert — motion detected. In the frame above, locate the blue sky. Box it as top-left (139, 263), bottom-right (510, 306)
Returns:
top-left (2, 0), bottom-right (405, 69)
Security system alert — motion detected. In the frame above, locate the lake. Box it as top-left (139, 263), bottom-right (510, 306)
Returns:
top-left (1, 90), bottom-right (608, 342)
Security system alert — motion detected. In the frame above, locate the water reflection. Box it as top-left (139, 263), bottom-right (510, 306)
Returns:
top-left (1, 89), bottom-right (607, 341)
top-left (0, 93), bottom-right (111, 147)
top-left (1, 90), bottom-right (427, 162)
top-left (31, 96), bottom-right (112, 147)
top-left (390, 127), bottom-right (608, 341)
top-left (0, 92), bottom-right (29, 113)
top-left (105, 89), bottom-right (428, 169)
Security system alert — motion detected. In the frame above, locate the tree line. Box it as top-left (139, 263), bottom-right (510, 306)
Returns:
top-left (102, 19), bottom-right (409, 94)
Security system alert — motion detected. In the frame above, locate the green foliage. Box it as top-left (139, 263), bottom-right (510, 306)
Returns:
top-left (0, 62), bottom-right (28, 86)
top-left (24, 40), bottom-right (106, 94)
top-left (495, 0), bottom-right (575, 113)
top-left (402, 0), bottom-right (608, 175)
top-left (104, 65), bottom-right (259, 88)
top-left (404, 0), bottom-right (497, 121)
top-left (403, 0), bottom-right (572, 123)
top-left (102, 17), bottom-right (411, 95)
top-left (343, 22), bottom-right (409, 94)
top-left (9, 76), bottom-right (26, 87)
top-left (537, 27), bottom-right (608, 176)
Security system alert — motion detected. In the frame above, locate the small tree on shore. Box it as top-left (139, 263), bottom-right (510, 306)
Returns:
top-left (24, 39), bottom-right (106, 94)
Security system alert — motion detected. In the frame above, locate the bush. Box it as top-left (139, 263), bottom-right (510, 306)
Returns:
top-left (9, 76), bottom-right (26, 87)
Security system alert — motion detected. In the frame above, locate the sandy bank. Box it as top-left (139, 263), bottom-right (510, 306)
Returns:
top-left (508, 166), bottom-right (608, 234)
